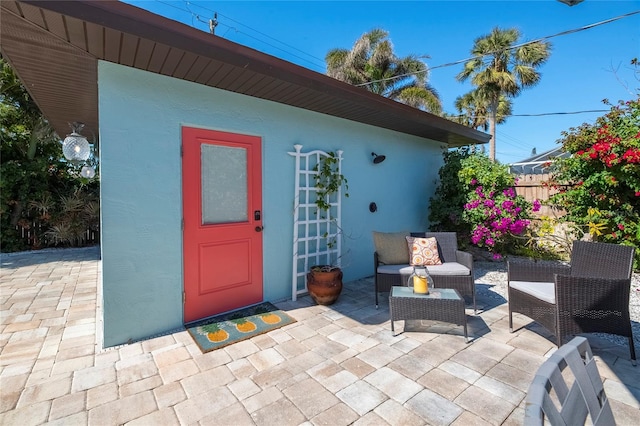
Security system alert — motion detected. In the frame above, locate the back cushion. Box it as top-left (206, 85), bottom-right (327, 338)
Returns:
top-left (373, 231), bottom-right (410, 264)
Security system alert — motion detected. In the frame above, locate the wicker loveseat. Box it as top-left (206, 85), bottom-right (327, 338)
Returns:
top-left (508, 240), bottom-right (636, 364)
top-left (373, 231), bottom-right (475, 312)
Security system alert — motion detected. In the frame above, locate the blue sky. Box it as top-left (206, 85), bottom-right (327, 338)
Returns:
top-left (125, 0), bottom-right (639, 163)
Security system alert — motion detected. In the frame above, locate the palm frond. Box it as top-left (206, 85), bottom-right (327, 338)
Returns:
top-left (324, 27), bottom-right (437, 103)
top-left (395, 87), bottom-right (442, 114)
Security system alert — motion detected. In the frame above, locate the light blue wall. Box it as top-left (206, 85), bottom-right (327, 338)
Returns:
top-left (98, 61), bottom-right (446, 347)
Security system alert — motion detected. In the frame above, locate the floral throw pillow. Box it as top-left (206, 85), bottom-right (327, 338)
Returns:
top-left (405, 236), bottom-right (442, 266)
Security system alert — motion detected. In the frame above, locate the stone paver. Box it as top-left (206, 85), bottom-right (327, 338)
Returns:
top-left (47, 390), bottom-right (86, 421)
top-left (180, 365), bottom-right (234, 397)
top-left (336, 380), bottom-right (387, 416)
top-left (242, 386), bottom-right (284, 414)
top-left (418, 367), bottom-right (470, 400)
top-left (455, 385), bottom-right (516, 424)
top-left (282, 377), bottom-right (340, 418)
top-left (373, 399), bottom-right (425, 425)
top-left (1, 246), bottom-right (638, 425)
top-left (363, 367), bottom-right (422, 404)
top-left (251, 397), bottom-right (305, 426)
top-left (311, 401), bottom-right (360, 426)
top-left (87, 390), bottom-right (157, 425)
top-left (153, 381), bottom-right (187, 409)
top-left (406, 388), bottom-right (464, 426)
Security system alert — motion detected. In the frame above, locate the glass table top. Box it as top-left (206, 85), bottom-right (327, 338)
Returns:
top-left (391, 286), bottom-right (461, 300)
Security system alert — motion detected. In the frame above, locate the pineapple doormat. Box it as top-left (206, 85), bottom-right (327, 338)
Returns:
top-left (187, 302), bottom-right (297, 353)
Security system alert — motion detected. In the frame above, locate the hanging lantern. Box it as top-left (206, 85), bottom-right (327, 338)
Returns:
top-left (62, 122), bottom-right (90, 162)
top-left (80, 166), bottom-right (96, 179)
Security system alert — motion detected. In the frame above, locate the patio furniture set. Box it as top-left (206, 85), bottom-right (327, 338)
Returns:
top-left (372, 231), bottom-right (637, 366)
top-left (373, 232), bottom-right (475, 312)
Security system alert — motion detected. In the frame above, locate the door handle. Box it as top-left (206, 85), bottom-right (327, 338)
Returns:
top-left (255, 226), bottom-right (264, 232)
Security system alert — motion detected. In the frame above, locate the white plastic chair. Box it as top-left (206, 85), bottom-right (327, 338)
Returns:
top-left (524, 336), bottom-right (615, 425)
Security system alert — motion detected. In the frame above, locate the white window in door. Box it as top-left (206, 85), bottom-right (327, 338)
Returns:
top-left (201, 144), bottom-right (248, 225)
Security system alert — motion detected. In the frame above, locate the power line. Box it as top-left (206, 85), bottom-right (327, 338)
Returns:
top-left (148, 1), bottom-right (630, 120)
top-left (155, 0), bottom-right (189, 14)
top-left (452, 109), bottom-right (609, 120)
top-left (149, 2), bottom-right (638, 90)
top-left (495, 134), bottom-right (533, 151)
top-left (476, 131), bottom-right (545, 159)
top-left (182, 1), bottom-right (326, 69)
top-left (226, 28), bottom-right (326, 70)
top-left (507, 109), bottom-right (609, 117)
top-left (356, 10), bottom-right (640, 88)
top-left (153, 0), bottom-right (326, 70)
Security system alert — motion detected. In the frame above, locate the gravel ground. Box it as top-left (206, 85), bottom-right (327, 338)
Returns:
top-left (473, 259), bottom-right (640, 348)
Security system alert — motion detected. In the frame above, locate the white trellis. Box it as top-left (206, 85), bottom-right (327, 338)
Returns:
top-left (289, 145), bottom-right (343, 301)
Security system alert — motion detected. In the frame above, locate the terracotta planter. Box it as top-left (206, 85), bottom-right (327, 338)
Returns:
top-left (306, 267), bottom-right (343, 305)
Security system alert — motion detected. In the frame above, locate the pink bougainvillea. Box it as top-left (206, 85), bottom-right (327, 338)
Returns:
top-left (459, 154), bottom-right (536, 257)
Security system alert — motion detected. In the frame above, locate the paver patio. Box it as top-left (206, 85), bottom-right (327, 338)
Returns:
top-left (1, 246), bottom-right (639, 425)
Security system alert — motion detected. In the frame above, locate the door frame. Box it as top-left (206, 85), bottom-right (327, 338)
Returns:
top-left (181, 126), bottom-right (264, 323)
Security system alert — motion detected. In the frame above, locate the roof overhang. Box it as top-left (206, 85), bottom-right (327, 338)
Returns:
top-left (1, 0), bottom-right (490, 147)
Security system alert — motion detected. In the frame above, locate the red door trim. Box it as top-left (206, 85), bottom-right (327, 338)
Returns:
top-left (182, 127), bottom-right (263, 323)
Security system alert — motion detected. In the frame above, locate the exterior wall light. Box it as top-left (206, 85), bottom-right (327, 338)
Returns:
top-left (62, 122), bottom-right (91, 162)
top-left (371, 152), bottom-right (386, 164)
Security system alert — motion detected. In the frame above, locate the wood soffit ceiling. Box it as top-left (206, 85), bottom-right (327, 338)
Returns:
top-left (0, 0), bottom-right (490, 147)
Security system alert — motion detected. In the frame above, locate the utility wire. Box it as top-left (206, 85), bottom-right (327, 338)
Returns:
top-left (454, 109), bottom-right (610, 120)
top-left (494, 133), bottom-right (532, 150)
top-left (149, 1), bottom-right (625, 119)
top-left (226, 28), bottom-right (326, 70)
top-left (153, 2), bottom-right (638, 87)
top-left (153, 1), bottom-right (638, 77)
top-left (356, 10), bottom-right (640, 88)
top-left (153, 0), bottom-right (325, 69)
top-left (498, 131), bottom-right (539, 153)
top-left (155, 0), bottom-right (189, 14)
top-left (183, 1), bottom-right (326, 69)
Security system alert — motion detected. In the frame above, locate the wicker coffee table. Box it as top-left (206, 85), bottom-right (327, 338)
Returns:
top-left (389, 286), bottom-right (468, 341)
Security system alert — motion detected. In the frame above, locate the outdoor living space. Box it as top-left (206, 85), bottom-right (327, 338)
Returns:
top-left (1, 246), bottom-right (639, 425)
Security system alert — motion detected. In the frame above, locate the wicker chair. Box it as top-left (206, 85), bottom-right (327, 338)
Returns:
top-left (374, 232), bottom-right (475, 312)
top-left (508, 240), bottom-right (636, 364)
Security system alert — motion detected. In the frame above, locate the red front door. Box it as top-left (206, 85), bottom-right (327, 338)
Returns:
top-left (182, 127), bottom-right (263, 323)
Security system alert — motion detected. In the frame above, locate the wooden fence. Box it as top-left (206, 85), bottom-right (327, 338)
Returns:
top-left (15, 222), bottom-right (100, 248)
top-left (514, 173), bottom-right (567, 218)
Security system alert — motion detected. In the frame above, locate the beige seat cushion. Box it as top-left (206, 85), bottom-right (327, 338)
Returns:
top-left (377, 262), bottom-right (469, 276)
top-left (373, 231), bottom-right (410, 265)
top-left (376, 264), bottom-right (414, 275)
top-left (509, 281), bottom-right (555, 304)
top-left (425, 262), bottom-right (470, 276)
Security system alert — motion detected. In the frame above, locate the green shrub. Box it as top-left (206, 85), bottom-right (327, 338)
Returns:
top-left (550, 96), bottom-right (640, 269)
top-left (1, 57), bottom-right (99, 251)
top-left (428, 147), bottom-right (473, 237)
top-left (429, 149), bottom-right (536, 258)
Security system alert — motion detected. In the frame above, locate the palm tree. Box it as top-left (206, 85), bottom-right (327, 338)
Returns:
top-left (457, 27), bottom-right (551, 160)
top-left (326, 28), bottom-right (441, 114)
top-left (453, 89), bottom-right (512, 131)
